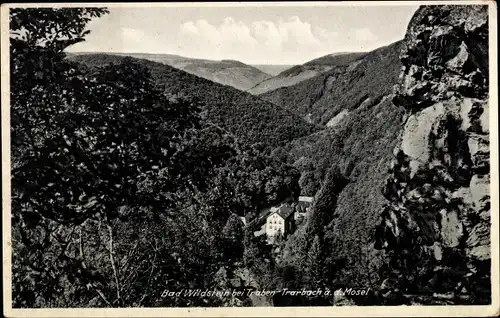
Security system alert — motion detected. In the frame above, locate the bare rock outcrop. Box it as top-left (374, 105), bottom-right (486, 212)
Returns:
top-left (374, 5), bottom-right (490, 305)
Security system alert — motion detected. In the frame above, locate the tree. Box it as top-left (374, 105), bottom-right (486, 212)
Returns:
top-left (306, 166), bottom-right (348, 238)
top-left (222, 214), bottom-right (245, 262)
top-left (10, 8), bottom-right (115, 308)
top-left (10, 8), bottom-right (109, 50)
top-left (10, 8), bottom-right (219, 307)
top-left (10, 8), bottom-right (109, 170)
top-left (303, 235), bottom-right (322, 287)
top-left (301, 235), bottom-right (331, 305)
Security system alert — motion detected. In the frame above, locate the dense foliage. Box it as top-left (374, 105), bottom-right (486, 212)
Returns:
top-left (10, 8), bottom-right (300, 308)
top-left (68, 54), bottom-right (318, 153)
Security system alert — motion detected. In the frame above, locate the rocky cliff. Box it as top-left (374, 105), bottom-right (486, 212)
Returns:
top-left (374, 5), bottom-right (490, 305)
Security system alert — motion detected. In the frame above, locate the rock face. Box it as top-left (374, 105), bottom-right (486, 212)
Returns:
top-left (374, 5), bottom-right (490, 305)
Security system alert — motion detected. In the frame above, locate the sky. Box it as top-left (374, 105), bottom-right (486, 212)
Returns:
top-left (67, 4), bottom-right (419, 65)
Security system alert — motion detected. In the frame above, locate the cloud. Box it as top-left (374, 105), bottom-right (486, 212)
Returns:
top-left (177, 16), bottom-right (341, 64)
top-left (353, 27), bottom-right (377, 42)
top-left (74, 16), bottom-right (378, 64)
top-left (180, 18), bottom-right (257, 48)
top-left (180, 21), bottom-right (199, 35)
top-left (118, 27), bottom-right (162, 53)
top-left (314, 26), bottom-right (339, 42)
top-left (121, 27), bottom-right (145, 42)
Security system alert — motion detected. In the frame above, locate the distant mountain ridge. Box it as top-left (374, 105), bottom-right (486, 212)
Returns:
top-left (251, 64), bottom-right (295, 76)
top-left (247, 52), bottom-right (367, 95)
top-left (67, 51), bottom-right (272, 91)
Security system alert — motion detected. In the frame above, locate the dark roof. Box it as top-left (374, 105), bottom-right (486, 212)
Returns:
top-left (247, 209), bottom-right (269, 227)
top-left (258, 207), bottom-right (272, 219)
top-left (252, 202), bottom-right (295, 226)
top-left (275, 203), bottom-right (294, 220)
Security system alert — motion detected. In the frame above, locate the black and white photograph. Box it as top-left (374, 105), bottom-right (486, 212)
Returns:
top-left (1, 1), bottom-right (498, 316)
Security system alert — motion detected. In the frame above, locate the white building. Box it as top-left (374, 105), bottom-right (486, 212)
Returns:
top-left (251, 203), bottom-right (294, 244)
top-left (265, 203), bottom-right (294, 240)
top-left (252, 197), bottom-right (314, 243)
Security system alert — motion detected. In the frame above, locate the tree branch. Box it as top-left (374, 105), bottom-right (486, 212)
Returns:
top-left (87, 282), bottom-right (112, 307)
top-left (137, 238), bottom-right (158, 306)
top-left (107, 222), bottom-right (121, 305)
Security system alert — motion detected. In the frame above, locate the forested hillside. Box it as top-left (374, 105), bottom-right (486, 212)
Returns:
top-left (270, 95), bottom-right (405, 296)
top-left (69, 52), bottom-right (272, 91)
top-left (260, 41), bottom-right (403, 125)
top-left (247, 52), bottom-right (367, 95)
top-left (68, 53), bottom-right (317, 153)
